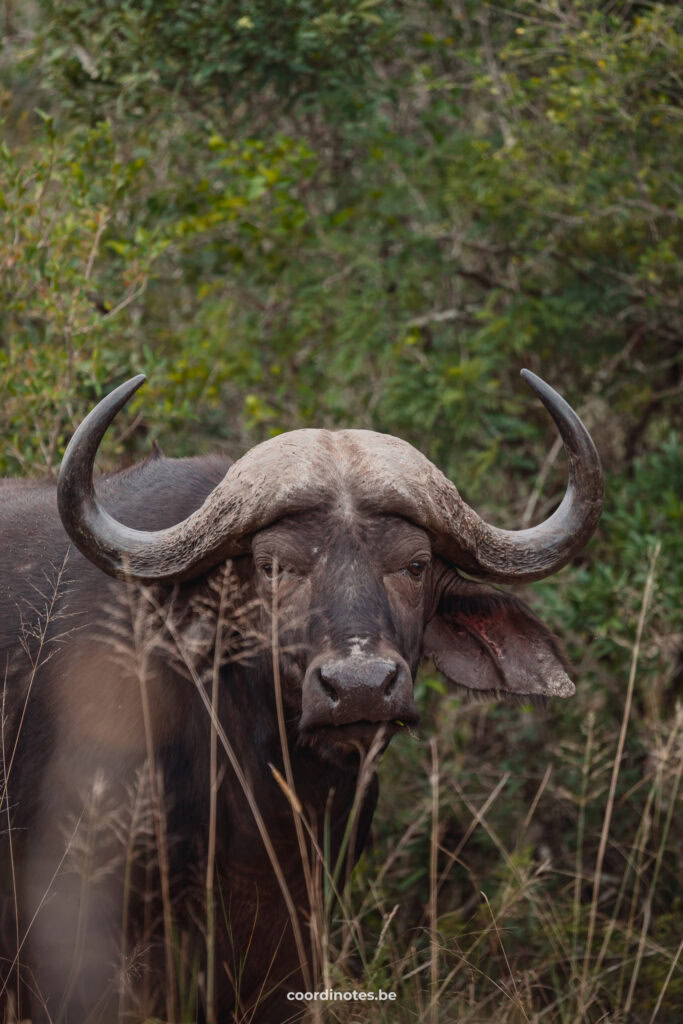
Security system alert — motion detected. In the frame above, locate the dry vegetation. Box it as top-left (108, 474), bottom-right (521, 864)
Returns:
top-left (1, 539), bottom-right (680, 1022)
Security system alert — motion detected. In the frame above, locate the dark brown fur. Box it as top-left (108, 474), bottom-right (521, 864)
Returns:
top-left (0, 453), bottom-right (573, 1022)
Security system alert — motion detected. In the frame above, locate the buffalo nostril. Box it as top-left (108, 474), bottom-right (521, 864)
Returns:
top-left (304, 656), bottom-right (417, 730)
top-left (318, 667), bottom-right (339, 704)
top-left (383, 664), bottom-right (399, 697)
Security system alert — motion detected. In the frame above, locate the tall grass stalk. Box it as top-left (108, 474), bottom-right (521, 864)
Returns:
top-left (0, 811), bottom-right (85, 1004)
top-left (118, 769), bottom-right (147, 1023)
top-left (428, 737), bottom-right (439, 1024)
top-left (572, 709), bottom-right (594, 984)
top-left (450, 777), bottom-right (568, 972)
top-left (1, 556), bottom-right (73, 1018)
top-left (145, 584), bottom-right (314, 996)
top-left (55, 772), bottom-right (104, 1022)
top-left (648, 937), bottom-right (683, 1024)
top-left (1, 665), bottom-right (21, 1020)
top-left (481, 889), bottom-right (530, 1023)
top-left (126, 580), bottom-right (177, 1023)
top-left (602, 706), bottom-right (682, 1004)
top-left (624, 725), bottom-right (682, 1015)
top-left (269, 563), bottom-right (319, 1002)
top-left (579, 541), bottom-right (661, 1015)
top-left (205, 571), bottom-right (231, 1024)
top-left (0, 554), bottom-right (71, 815)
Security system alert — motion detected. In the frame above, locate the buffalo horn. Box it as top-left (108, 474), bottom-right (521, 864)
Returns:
top-left (427, 369), bottom-right (604, 581)
top-left (57, 370), bottom-right (603, 584)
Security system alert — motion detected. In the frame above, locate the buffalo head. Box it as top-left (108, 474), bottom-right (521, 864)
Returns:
top-left (57, 370), bottom-right (603, 762)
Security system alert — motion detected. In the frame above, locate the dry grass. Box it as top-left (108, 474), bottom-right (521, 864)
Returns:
top-left (1, 547), bottom-right (681, 1023)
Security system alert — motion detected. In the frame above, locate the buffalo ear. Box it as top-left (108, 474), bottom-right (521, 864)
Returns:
top-left (423, 574), bottom-right (575, 698)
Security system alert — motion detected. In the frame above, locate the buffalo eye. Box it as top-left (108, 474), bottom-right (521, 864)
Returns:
top-left (260, 560), bottom-right (296, 582)
top-left (407, 560), bottom-right (427, 578)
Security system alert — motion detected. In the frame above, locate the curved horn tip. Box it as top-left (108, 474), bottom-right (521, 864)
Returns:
top-left (112, 373), bottom-right (147, 406)
top-left (104, 374), bottom-right (147, 421)
top-left (61, 374), bottom-right (147, 460)
top-left (88, 374), bottom-right (147, 432)
top-left (519, 367), bottom-right (581, 425)
top-left (82, 374), bottom-right (147, 431)
top-left (520, 367), bottom-right (554, 401)
top-left (59, 374), bottom-right (148, 498)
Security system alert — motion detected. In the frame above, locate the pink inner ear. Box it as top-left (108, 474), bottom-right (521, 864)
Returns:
top-left (456, 613), bottom-right (504, 659)
top-left (423, 616), bottom-right (506, 692)
top-left (424, 597), bottom-right (576, 698)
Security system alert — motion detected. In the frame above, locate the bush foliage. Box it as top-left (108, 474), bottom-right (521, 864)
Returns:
top-left (1, 1), bottom-right (681, 1020)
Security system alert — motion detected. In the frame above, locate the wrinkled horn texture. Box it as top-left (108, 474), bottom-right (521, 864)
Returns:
top-left (57, 369), bottom-right (603, 584)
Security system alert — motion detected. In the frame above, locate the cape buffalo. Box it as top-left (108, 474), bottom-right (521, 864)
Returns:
top-left (0, 370), bottom-right (603, 1023)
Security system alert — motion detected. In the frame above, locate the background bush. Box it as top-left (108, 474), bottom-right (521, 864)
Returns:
top-left (1, 1), bottom-right (680, 1020)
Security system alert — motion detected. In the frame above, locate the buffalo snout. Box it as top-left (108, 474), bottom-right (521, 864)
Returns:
top-left (300, 653), bottom-right (418, 732)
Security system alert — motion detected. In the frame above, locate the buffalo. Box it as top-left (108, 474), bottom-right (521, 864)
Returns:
top-left (0, 369), bottom-right (603, 1022)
